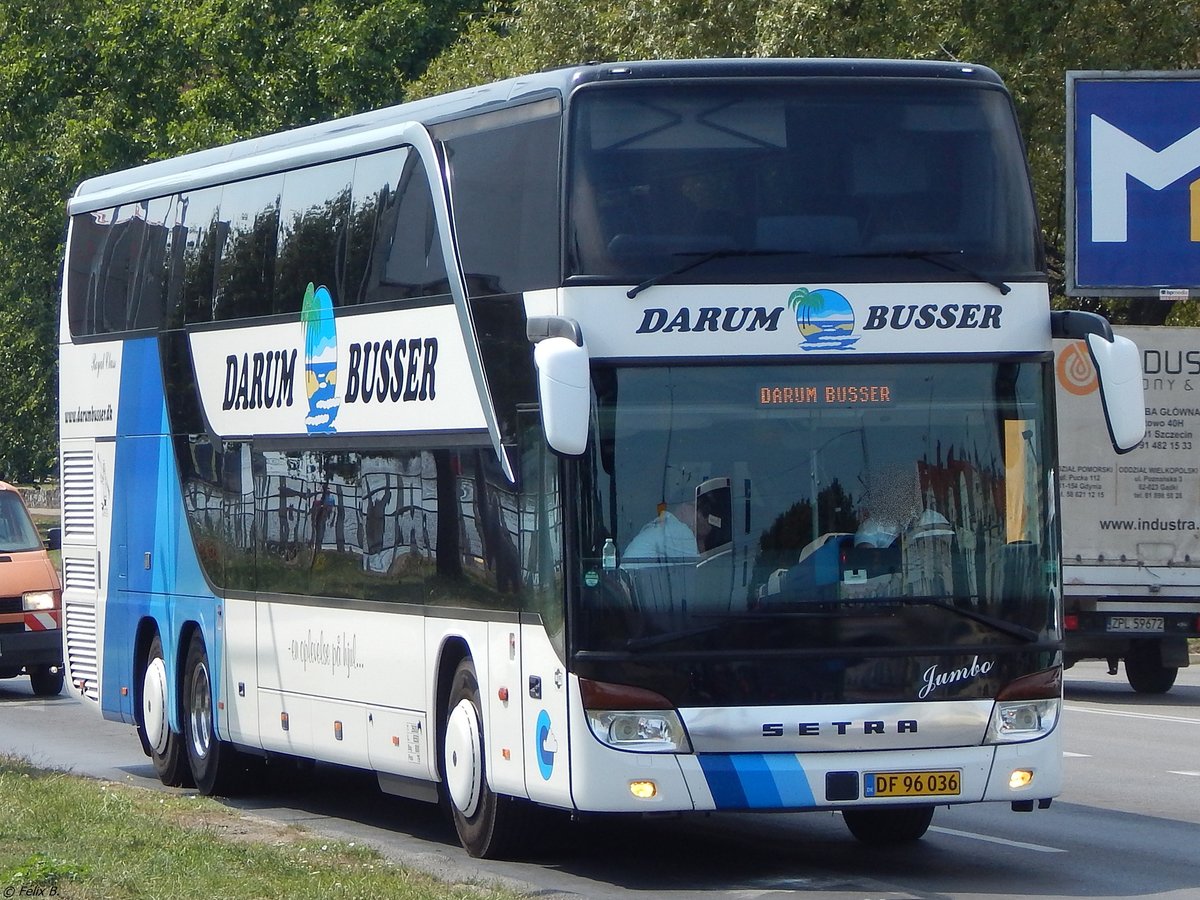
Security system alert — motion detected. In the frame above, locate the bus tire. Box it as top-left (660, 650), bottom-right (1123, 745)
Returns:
top-left (140, 634), bottom-right (191, 787)
top-left (842, 805), bottom-right (934, 844)
top-left (1125, 641), bottom-right (1178, 694)
top-left (182, 632), bottom-right (256, 795)
top-left (28, 665), bottom-right (64, 697)
top-left (441, 657), bottom-right (533, 859)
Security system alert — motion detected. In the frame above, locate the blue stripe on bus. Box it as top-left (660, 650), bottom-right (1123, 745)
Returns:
top-left (698, 754), bottom-right (816, 809)
top-left (101, 337), bottom-right (217, 724)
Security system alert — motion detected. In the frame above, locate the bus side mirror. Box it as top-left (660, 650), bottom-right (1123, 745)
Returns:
top-left (1051, 310), bottom-right (1146, 454)
top-left (1087, 331), bottom-right (1145, 454)
top-left (533, 331), bottom-right (591, 456)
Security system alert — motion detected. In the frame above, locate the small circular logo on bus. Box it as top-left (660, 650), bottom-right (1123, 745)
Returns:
top-left (536, 710), bottom-right (556, 781)
top-left (1057, 341), bottom-right (1098, 396)
top-left (790, 287), bottom-right (859, 351)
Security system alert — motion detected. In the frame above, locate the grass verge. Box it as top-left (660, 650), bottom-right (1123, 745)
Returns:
top-left (0, 756), bottom-right (518, 900)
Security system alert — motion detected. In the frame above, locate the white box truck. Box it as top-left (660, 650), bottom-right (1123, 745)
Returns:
top-left (1056, 325), bottom-right (1200, 693)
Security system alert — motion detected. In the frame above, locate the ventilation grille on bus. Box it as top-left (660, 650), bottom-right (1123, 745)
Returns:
top-left (64, 595), bottom-right (99, 703)
top-left (61, 448), bottom-right (97, 540)
top-left (63, 554), bottom-right (98, 594)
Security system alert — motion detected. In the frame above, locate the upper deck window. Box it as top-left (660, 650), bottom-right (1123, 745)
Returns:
top-left (566, 79), bottom-right (1041, 287)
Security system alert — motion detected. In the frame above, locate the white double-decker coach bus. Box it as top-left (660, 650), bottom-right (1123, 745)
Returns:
top-left (59, 59), bottom-right (1144, 857)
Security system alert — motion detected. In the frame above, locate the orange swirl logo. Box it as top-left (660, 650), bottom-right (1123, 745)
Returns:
top-left (1057, 341), bottom-right (1098, 396)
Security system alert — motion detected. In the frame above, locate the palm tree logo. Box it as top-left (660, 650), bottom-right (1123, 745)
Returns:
top-left (789, 287), bottom-right (859, 351)
top-left (302, 282), bottom-right (340, 433)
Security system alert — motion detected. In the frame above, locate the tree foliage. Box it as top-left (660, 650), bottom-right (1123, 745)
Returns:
top-left (1, 0), bottom-right (1199, 480)
top-left (0, 0), bottom-right (481, 481)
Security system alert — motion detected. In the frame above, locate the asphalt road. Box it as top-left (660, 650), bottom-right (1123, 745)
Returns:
top-left (2, 659), bottom-right (1198, 899)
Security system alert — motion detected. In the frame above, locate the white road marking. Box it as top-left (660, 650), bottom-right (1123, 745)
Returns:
top-left (1168, 770), bottom-right (1200, 777)
top-left (1067, 704), bottom-right (1200, 726)
top-left (929, 825), bottom-right (1066, 853)
top-left (1063, 751), bottom-right (1091, 758)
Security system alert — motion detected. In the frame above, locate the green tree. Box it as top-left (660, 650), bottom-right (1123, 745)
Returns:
top-left (0, 0), bottom-right (486, 481)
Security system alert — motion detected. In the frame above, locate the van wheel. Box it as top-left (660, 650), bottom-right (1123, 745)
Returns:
top-left (28, 666), bottom-right (63, 697)
top-left (842, 805), bottom-right (934, 844)
top-left (441, 658), bottom-right (532, 858)
top-left (182, 632), bottom-right (257, 795)
top-left (139, 635), bottom-right (192, 787)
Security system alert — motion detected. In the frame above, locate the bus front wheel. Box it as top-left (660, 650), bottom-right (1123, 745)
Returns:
top-left (139, 634), bottom-right (191, 787)
top-left (842, 805), bottom-right (934, 844)
top-left (441, 658), bottom-right (532, 859)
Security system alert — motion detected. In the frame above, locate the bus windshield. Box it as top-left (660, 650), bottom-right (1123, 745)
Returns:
top-left (566, 79), bottom-right (1041, 286)
top-left (575, 360), bottom-right (1059, 655)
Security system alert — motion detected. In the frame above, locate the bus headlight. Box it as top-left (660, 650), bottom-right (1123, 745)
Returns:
top-left (22, 590), bottom-right (58, 611)
top-left (587, 709), bottom-right (692, 753)
top-left (986, 698), bottom-right (1059, 743)
top-left (985, 667), bottom-right (1061, 744)
top-left (579, 677), bottom-right (692, 754)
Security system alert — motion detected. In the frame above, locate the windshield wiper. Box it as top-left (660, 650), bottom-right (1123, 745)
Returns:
top-left (898, 596), bottom-right (1042, 643)
top-left (626, 248), bottom-right (802, 299)
top-left (627, 247), bottom-right (1012, 299)
top-left (624, 609), bottom-right (848, 651)
top-left (846, 249), bottom-right (1011, 295)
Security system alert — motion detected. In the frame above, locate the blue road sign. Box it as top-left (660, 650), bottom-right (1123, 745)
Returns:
top-left (1067, 71), bottom-right (1200, 296)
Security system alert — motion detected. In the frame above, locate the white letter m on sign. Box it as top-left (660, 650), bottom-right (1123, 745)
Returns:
top-left (1091, 115), bottom-right (1200, 242)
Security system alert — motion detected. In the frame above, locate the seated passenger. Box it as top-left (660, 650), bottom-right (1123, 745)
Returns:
top-left (622, 499), bottom-right (709, 568)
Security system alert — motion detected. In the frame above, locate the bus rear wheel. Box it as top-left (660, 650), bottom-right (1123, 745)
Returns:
top-left (441, 658), bottom-right (532, 859)
top-left (139, 634), bottom-right (191, 787)
top-left (842, 805), bottom-right (934, 844)
top-left (182, 632), bottom-right (257, 795)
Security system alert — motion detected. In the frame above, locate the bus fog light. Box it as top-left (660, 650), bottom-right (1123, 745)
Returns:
top-left (586, 709), bottom-right (691, 753)
top-left (630, 780), bottom-right (658, 799)
top-left (1009, 768), bottom-right (1034, 789)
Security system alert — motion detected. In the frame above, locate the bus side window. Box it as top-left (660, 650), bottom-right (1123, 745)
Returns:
top-left (66, 209), bottom-right (111, 336)
top-left (67, 204), bottom-right (156, 336)
top-left (215, 174), bottom-right (281, 320)
top-left (173, 186), bottom-right (224, 326)
top-left (134, 196), bottom-right (176, 332)
top-left (346, 146), bottom-right (448, 305)
top-left (276, 161), bottom-right (352, 314)
top-left (439, 112), bottom-right (561, 297)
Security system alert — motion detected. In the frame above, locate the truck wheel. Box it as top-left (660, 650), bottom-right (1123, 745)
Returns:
top-left (842, 805), bottom-right (934, 844)
top-left (28, 666), bottom-right (63, 697)
top-left (139, 634), bottom-right (192, 787)
top-left (182, 632), bottom-right (258, 795)
top-left (441, 658), bottom-right (533, 858)
top-left (1125, 642), bottom-right (1178, 694)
